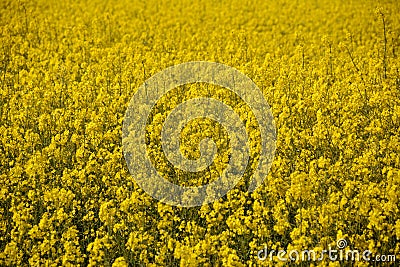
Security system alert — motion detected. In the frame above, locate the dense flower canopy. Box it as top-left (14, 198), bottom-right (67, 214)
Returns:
top-left (1, 0), bottom-right (400, 266)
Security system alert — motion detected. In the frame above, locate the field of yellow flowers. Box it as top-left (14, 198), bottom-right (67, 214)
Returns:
top-left (1, 0), bottom-right (400, 266)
